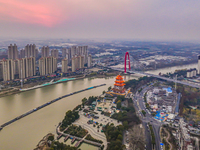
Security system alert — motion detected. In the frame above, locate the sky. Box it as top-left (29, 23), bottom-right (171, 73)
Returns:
top-left (0, 0), bottom-right (200, 41)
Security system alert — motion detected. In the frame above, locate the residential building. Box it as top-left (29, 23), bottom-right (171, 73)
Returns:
top-left (41, 46), bottom-right (49, 57)
top-left (39, 57), bottom-right (57, 76)
top-left (51, 49), bottom-right (58, 58)
top-left (20, 49), bottom-right (25, 58)
top-left (13, 60), bottom-right (19, 79)
top-left (71, 56), bottom-right (78, 72)
top-left (62, 58), bottom-right (68, 73)
top-left (88, 54), bottom-right (92, 67)
top-left (71, 46), bottom-right (77, 57)
top-left (25, 44), bottom-right (37, 58)
top-left (198, 55), bottom-right (200, 74)
top-left (1, 59), bottom-right (14, 81)
top-left (8, 44), bottom-right (18, 60)
top-left (39, 57), bottom-right (46, 76)
top-left (79, 55), bottom-right (84, 69)
top-left (0, 63), bottom-right (3, 81)
top-left (18, 57), bottom-right (36, 79)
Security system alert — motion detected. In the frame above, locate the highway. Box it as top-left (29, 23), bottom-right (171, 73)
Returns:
top-left (111, 67), bottom-right (200, 89)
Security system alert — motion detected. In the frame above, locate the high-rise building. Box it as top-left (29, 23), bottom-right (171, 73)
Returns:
top-left (67, 48), bottom-right (72, 60)
top-left (18, 57), bottom-right (36, 79)
top-left (39, 57), bottom-right (57, 76)
top-left (26, 57), bottom-right (36, 77)
top-left (25, 44), bottom-right (37, 58)
top-left (88, 54), bottom-right (92, 68)
top-left (198, 55), bottom-right (200, 74)
top-left (8, 44), bottom-right (18, 60)
top-left (41, 46), bottom-right (49, 57)
top-left (51, 49), bottom-right (59, 58)
top-left (62, 58), bottom-right (68, 73)
top-left (20, 49), bottom-right (25, 58)
top-left (71, 56), bottom-right (78, 72)
top-left (71, 46), bottom-right (77, 57)
top-left (39, 57), bottom-right (46, 76)
top-left (13, 60), bottom-right (19, 79)
top-left (62, 48), bottom-right (67, 58)
top-left (1, 59), bottom-right (14, 81)
top-left (18, 58), bottom-right (26, 79)
top-left (0, 63), bottom-right (3, 81)
top-left (79, 55), bottom-right (84, 69)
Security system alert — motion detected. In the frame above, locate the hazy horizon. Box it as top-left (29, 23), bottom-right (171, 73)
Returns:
top-left (0, 0), bottom-right (200, 42)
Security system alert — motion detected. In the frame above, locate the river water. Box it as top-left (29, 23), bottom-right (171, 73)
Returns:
top-left (0, 76), bottom-right (135, 150)
top-left (0, 63), bottom-right (197, 150)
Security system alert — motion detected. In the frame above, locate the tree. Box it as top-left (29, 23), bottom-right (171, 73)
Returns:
top-left (123, 121), bottom-right (128, 129)
top-left (129, 125), bottom-right (146, 150)
top-left (117, 100), bottom-right (121, 109)
top-left (82, 97), bottom-right (87, 104)
top-left (48, 135), bottom-right (54, 141)
top-left (142, 110), bottom-right (146, 116)
top-left (117, 134), bottom-right (123, 141)
top-left (108, 86), bottom-right (112, 91)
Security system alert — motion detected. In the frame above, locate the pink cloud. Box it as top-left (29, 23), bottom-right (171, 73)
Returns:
top-left (0, 0), bottom-right (66, 27)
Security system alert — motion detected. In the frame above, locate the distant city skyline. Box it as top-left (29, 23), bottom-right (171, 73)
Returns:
top-left (0, 0), bottom-right (200, 41)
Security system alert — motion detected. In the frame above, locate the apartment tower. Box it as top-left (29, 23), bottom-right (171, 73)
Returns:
top-left (88, 54), bottom-right (92, 68)
top-left (41, 46), bottom-right (50, 57)
top-left (1, 59), bottom-right (14, 81)
top-left (62, 58), bottom-right (68, 73)
top-left (198, 55), bottom-right (200, 74)
top-left (8, 44), bottom-right (18, 60)
top-left (39, 57), bottom-right (57, 76)
top-left (25, 44), bottom-right (38, 58)
top-left (51, 49), bottom-right (59, 58)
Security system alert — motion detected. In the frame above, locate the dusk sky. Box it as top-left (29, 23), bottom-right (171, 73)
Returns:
top-left (0, 0), bottom-right (200, 41)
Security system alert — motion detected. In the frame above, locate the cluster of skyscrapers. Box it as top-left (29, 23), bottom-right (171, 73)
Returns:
top-left (0, 44), bottom-right (91, 81)
top-left (62, 46), bottom-right (91, 72)
top-left (0, 44), bottom-right (37, 81)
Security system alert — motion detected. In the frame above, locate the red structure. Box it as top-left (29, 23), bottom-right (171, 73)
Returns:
top-left (124, 52), bottom-right (130, 73)
top-left (112, 75), bottom-right (126, 94)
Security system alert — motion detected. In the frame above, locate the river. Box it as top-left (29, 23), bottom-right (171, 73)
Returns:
top-left (0, 63), bottom-right (197, 150)
top-left (0, 76), bottom-right (135, 150)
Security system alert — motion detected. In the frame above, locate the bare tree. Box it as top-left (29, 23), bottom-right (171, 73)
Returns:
top-left (128, 124), bottom-right (146, 150)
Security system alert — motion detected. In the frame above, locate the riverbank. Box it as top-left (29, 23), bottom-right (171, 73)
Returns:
top-left (0, 71), bottom-right (122, 98)
top-left (0, 75), bottom-right (137, 150)
top-left (0, 84), bottom-right (106, 130)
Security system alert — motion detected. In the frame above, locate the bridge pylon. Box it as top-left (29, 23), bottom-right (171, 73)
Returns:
top-left (124, 52), bottom-right (131, 73)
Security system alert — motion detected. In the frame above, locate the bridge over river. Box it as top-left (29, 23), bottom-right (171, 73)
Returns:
top-left (111, 67), bottom-right (200, 89)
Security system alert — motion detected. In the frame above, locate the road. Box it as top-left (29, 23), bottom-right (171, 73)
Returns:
top-left (133, 86), bottom-right (163, 150)
top-left (111, 67), bottom-right (200, 89)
